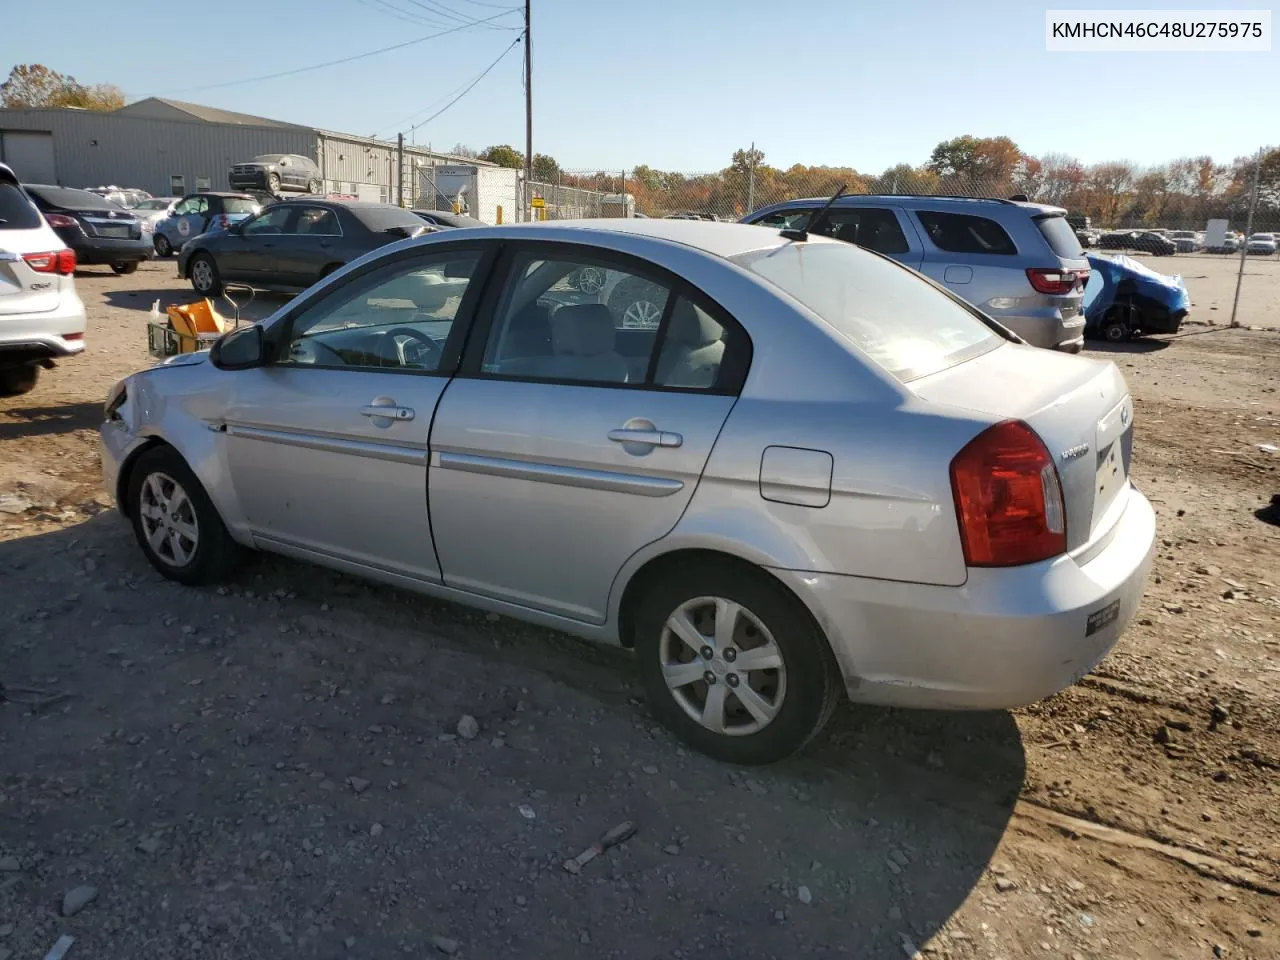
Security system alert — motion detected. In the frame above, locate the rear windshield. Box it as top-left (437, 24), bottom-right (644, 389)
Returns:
top-left (25, 185), bottom-right (121, 211)
top-left (1036, 214), bottom-right (1084, 259)
top-left (732, 241), bottom-right (1002, 381)
top-left (0, 182), bottom-right (43, 229)
top-left (223, 198), bottom-right (260, 214)
top-left (351, 205), bottom-right (427, 233)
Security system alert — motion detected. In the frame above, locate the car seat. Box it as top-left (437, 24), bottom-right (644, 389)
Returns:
top-left (655, 299), bottom-right (723, 388)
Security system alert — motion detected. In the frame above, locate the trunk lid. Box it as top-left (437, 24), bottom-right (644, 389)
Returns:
top-left (911, 342), bottom-right (1133, 550)
top-left (0, 248), bottom-right (62, 316)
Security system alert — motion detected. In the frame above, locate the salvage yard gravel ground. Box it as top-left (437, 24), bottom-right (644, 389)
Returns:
top-left (0, 260), bottom-right (1276, 959)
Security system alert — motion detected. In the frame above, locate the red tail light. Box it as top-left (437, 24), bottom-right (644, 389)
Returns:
top-left (950, 420), bottom-right (1066, 567)
top-left (22, 250), bottom-right (77, 275)
top-left (44, 213), bottom-right (77, 228)
top-left (1026, 267), bottom-right (1083, 296)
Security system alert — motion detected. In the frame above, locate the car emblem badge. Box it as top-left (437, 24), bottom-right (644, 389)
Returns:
top-left (1061, 443), bottom-right (1090, 463)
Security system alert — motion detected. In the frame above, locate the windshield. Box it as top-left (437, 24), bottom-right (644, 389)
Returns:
top-left (251, 155), bottom-right (285, 164)
top-left (732, 241), bottom-right (1002, 381)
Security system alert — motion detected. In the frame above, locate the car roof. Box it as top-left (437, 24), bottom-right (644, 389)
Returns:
top-left (756, 194), bottom-right (1067, 217)
top-left (428, 217), bottom-right (809, 260)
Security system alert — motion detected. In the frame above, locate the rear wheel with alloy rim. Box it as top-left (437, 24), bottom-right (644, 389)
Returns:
top-left (189, 253), bottom-right (222, 296)
top-left (633, 561), bottom-right (842, 764)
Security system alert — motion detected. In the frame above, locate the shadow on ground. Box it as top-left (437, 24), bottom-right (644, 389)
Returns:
top-left (0, 515), bottom-right (1025, 959)
top-left (102, 287), bottom-right (290, 324)
top-left (1085, 337), bottom-right (1172, 354)
top-left (0, 400), bottom-right (102, 440)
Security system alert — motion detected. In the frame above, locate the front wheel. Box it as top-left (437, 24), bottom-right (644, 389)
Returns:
top-left (633, 562), bottom-right (842, 765)
top-left (127, 446), bottom-right (243, 586)
top-left (0, 363), bottom-right (40, 397)
top-left (112, 261), bottom-right (139, 275)
top-left (308, 178), bottom-right (322, 194)
top-left (266, 172), bottom-right (281, 193)
top-left (1102, 320), bottom-right (1129, 343)
top-left (154, 234), bottom-right (172, 257)
top-left (189, 253), bottom-right (222, 296)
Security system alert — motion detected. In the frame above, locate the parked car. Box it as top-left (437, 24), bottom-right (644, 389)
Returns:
top-left (0, 164), bottom-right (86, 396)
top-left (102, 218), bottom-right (1156, 764)
top-left (152, 193), bottom-right (262, 257)
top-left (1077, 227), bottom-right (1101, 248)
top-left (1246, 233), bottom-right (1278, 255)
top-left (1083, 253), bottom-right (1190, 342)
top-left (177, 199), bottom-right (428, 295)
top-left (1098, 230), bottom-right (1177, 256)
top-left (1205, 234), bottom-right (1239, 254)
top-left (131, 196), bottom-right (180, 226)
top-left (23, 184), bottom-right (152, 274)
top-left (410, 209), bottom-right (487, 229)
top-left (1169, 230), bottom-right (1201, 253)
top-left (229, 154), bottom-right (323, 195)
top-left (743, 195), bottom-right (1090, 352)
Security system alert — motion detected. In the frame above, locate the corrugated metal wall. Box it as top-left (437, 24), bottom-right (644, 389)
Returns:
top-left (0, 109), bottom-right (314, 197)
top-left (316, 131), bottom-right (493, 206)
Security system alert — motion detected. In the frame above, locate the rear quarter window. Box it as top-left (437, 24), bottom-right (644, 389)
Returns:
top-left (733, 241), bottom-right (1003, 382)
top-left (1035, 214), bottom-right (1085, 259)
top-left (0, 182), bottom-right (42, 229)
top-left (916, 211), bottom-right (1017, 255)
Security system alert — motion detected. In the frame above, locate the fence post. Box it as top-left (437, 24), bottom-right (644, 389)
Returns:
top-left (747, 141), bottom-right (756, 213)
top-left (1228, 148), bottom-right (1263, 330)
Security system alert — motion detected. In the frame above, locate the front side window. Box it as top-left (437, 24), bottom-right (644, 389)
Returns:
top-left (733, 241), bottom-right (1001, 381)
top-left (749, 208), bottom-right (814, 230)
top-left (279, 251), bottom-right (481, 372)
top-left (243, 206), bottom-right (294, 236)
top-left (915, 211), bottom-right (1017, 255)
top-left (813, 208), bottom-right (909, 255)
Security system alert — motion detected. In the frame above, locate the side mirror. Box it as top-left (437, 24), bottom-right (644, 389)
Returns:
top-left (210, 324), bottom-right (264, 370)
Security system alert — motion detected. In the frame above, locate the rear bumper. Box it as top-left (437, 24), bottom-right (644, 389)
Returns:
top-left (774, 484), bottom-right (1156, 710)
top-left (68, 236), bottom-right (153, 265)
top-left (0, 295), bottom-right (87, 362)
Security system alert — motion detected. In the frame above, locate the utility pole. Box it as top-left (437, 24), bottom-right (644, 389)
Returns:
top-left (396, 132), bottom-right (405, 207)
top-left (523, 0), bottom-right (533, 221)
top-left (1228, 147), bottom-right (1263, 329)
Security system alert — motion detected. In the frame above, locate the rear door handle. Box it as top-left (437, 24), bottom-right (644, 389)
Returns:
top-left (608, 428), bottom-right (682, 448)
top-left (361, 404), bottom-right (415, 422)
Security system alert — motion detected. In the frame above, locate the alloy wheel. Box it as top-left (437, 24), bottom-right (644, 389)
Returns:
top-left (138, 472), bottom-right (199, 567)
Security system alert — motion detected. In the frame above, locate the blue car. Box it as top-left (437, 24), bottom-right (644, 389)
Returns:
top-left (1083, 252), bottom-right (1190, 342)
top-left (152, 192), bottom-right (261, 257)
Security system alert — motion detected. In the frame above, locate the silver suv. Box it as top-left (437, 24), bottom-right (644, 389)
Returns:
top-left (742, 196), bottom-right (1089, 352)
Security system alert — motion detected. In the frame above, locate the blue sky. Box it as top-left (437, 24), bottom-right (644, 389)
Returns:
top-left (3, 0), bottom-right (1275, 173)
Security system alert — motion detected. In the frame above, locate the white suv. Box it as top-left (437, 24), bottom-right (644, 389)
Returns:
top-left (0, 162), bottom-right (86, 396)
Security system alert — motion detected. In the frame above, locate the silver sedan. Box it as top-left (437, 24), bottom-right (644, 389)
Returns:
top-left (100, 219), bottom-right (1156, 764)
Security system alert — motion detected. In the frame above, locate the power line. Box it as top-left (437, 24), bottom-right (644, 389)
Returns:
top-left (401, 0), bottom-right (519, 28)
top-left (400, 34), bottom-right (523, 138)
top-left (448, 0), bottom-right (521, 9)
top-left (373, 62), bottom-right (498, 138)
top-left (153, 10), bottom-right (514, 96)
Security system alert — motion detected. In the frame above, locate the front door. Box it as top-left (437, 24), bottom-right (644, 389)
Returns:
top-left (221, 205), bottom-right (296, 282)
top-left (428, 244), bottom-right (749, 623)
top-left (222, 244), bottom-right (491, 579)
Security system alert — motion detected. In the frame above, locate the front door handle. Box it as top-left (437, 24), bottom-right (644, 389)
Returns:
top-left (361, 403), bottom-right (415, 422)
top-left (608, 427), bottom-right (682, 448)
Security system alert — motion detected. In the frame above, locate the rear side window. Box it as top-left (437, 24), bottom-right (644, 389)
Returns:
top-left (0, 182), bottom-right (42, 229)
top-left (1035, 214), bottom-right (1085, 259)
top-left (733, 241), bottom-right (1001, 382)
top-left (916, 211), bottom-right (1016, 255)
top-left (223, 198), bottom-right (260, 214)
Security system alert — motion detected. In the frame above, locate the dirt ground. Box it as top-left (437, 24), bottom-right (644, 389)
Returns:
top-left (0, 259), bottom-right (1276, 960)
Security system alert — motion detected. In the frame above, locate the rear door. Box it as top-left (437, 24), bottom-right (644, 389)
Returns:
top-left (274, 205), bottom-right (343, 286)
top-left (427, 242), bottom-right (750, 623)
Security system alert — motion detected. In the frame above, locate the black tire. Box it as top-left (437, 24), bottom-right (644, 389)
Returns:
top-left (308, 178), bottom-right (322, 194)
top-left (0, 364), bottom-right (40, 397)
top-left (1102, 320), bottom-right (1129, 343)
top-left (266, 172), bottom-right (281, 193)
top-left (112, 261), bottom-right (139, 275)
top-left (127, 445), bottom-right (243, 586)
top-left (154, 234), bottom-right (172, 257)
top-left (189, 252), bottom-right (222, 296)
top-left (633, 561), bottom-right (842, 765)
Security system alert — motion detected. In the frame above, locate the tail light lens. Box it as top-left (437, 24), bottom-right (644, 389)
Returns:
top-left (1026, 267), bottom-right (1083, 296)
top-left (950, 420), bottom-right (1066, 567)
top-left (22, 250), bottom-right (77, 275)
top-left (44, 213), bottom-right (77, 228)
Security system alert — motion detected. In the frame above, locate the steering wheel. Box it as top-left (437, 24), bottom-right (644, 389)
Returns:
top-left (381, 326), bottom-right (442, 369)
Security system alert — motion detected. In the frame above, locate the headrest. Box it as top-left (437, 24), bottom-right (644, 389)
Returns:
top-left (666, 299), bottom-right (722, 346)
top-left (552, 304), bottom-right (616, 356)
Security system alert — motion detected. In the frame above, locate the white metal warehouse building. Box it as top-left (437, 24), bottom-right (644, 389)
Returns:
top-left (0, 97), bottom-right (491, 207)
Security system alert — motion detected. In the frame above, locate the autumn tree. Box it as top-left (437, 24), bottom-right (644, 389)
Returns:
top-left (927, 135), bottom-right (1025, 194)
top-left (0, 64), bottom-right (123, 110)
